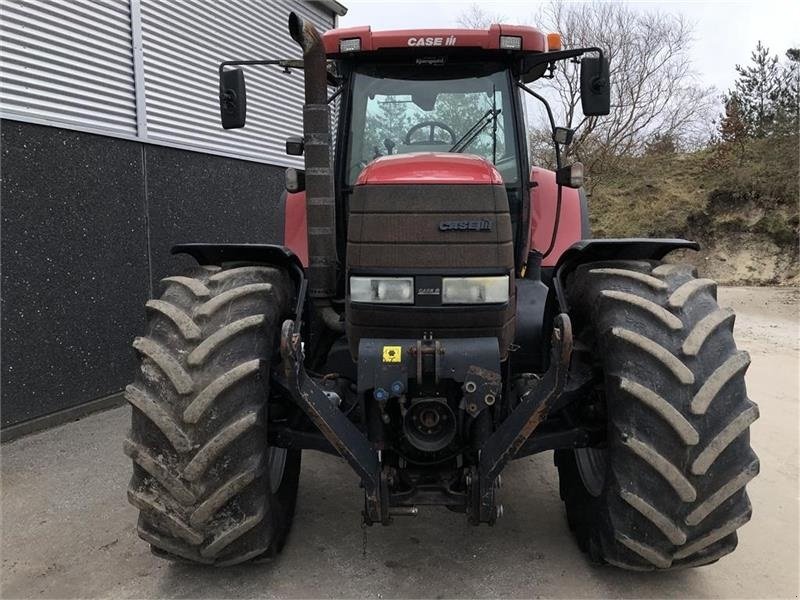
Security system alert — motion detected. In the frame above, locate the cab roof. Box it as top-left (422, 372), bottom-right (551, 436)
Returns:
top-left (322, 24), bottom-right (551, 57)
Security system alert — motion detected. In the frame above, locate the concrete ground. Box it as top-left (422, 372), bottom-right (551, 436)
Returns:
top-left (2, 287), bottom-right (798, 599)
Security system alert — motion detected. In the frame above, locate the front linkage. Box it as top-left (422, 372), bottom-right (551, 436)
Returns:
top-left (280, 318), bottom-right (384, 523)
top-left (279, 313), bottom-right (573, 525)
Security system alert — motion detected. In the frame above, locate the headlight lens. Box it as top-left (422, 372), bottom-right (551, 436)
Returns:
top-left (350, 277), bottom-right (414, 304)
top-left (442, 276), bottom-right (509, 304)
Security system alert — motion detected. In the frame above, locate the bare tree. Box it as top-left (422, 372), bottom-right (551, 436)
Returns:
top-left (536, 2), bottom-right (716, 184)
top-left (456, 4), bottom-right (506, 29)
top-left (457, 2), bottom-right (716, 188)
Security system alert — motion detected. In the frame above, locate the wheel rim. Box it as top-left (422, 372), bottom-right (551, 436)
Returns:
top-left (575, 447), bottom-right (607, 497)
top-left (268, 447), bottom-right (288, 494)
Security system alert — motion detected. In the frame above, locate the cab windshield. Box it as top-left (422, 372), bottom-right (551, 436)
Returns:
top-left (345, 66), bottom-right (519, 184)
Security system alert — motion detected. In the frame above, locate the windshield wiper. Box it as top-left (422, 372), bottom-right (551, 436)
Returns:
top-left (449, 108), bottom-right (501, 154)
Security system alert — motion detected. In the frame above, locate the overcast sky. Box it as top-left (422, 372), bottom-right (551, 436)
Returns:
top-left (338, 0), bottom-right (800, 95)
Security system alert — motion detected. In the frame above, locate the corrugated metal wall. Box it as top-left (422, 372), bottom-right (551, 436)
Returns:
top-left (0, 0), bottom-right (335, 166)
top-left (0, 0), bottom-right (138, 135)
top-left (140, 0), bottom-right (332, 167)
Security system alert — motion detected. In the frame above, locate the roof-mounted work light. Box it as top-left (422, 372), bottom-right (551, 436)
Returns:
top-left (339, 38), bottom-right (361, 52)
top-left (499, 35), bottom-right (522, 50)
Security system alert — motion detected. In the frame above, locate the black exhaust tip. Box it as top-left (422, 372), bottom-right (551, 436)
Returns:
top-left (288, 11), bottom-right (303, 46)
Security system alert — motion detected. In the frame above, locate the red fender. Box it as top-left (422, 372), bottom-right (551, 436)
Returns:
top-left (529, 167), bottom-right (588, 267)
top-left (284, 191), bottom-right (309, 267)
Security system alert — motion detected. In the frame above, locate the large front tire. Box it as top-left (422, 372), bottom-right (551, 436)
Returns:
top-left (556, 260), bottom-right (759, 570)
top-left (124, 265), bottom-right (300, 566)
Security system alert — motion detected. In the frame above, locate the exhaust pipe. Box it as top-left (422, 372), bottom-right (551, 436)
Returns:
top-left (288, 12), bottom-right (338, 302)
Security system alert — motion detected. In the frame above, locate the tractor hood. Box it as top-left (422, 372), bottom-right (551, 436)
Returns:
top-left (347, 152), bottom-right (515, 359)
top-left (356, 153), bottom-right (503, 186)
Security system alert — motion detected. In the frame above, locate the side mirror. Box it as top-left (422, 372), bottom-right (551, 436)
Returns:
top-left (285, 136), bottom-right (304, 156)
top-left (219, 68), bottom-right (246, 129)
top-left (580, 56), bottom-right (610, 116)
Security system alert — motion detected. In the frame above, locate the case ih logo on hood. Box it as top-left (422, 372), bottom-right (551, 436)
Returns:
top-left (439, 219), bottom-right (493, 232)
top-left (407, 36), bottom-right (457, 47)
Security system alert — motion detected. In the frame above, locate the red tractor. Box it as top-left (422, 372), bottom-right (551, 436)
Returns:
top-left (124, 13), bottom-right (758, 570)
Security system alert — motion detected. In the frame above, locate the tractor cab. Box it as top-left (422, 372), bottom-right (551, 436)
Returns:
top-left (314, 23), bottom-right (609, 284)
top-left (322, 24), bottom-right (555, 187)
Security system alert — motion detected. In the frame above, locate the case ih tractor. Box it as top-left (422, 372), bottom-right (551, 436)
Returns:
top-left (124, 13), bottom-right (759, 570)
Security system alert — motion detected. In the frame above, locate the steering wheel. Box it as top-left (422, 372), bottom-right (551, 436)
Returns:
top-left (404, 121), bottom-right (457, 145)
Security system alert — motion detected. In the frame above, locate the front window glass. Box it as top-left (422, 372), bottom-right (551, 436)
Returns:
top-left (346, 67), bottom-right (518, 184)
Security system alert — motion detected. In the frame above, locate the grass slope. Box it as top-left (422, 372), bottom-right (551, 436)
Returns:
top-left (587, 137), bottom-right (799, 285)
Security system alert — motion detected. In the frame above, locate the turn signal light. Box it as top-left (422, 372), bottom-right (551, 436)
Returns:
top-left (547, 32), bottom-right (562, 51)
top-left (284, 167), bottom-right (305, 194)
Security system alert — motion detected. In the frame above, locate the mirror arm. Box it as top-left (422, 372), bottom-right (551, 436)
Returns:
top-left (521, 46), bottom-right (604, 79)
top-left (219, 58), bottom-right (303, 78)
top-left (219, 58), bottom-right (341, 87)
top-left (517, 81), bottom-right (561, 170)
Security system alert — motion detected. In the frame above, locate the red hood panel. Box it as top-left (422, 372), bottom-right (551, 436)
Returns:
top-left (355, 153), bottom-right (503, 185)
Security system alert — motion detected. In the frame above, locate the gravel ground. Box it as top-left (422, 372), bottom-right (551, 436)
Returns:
top-left (1, 286), bottom-right (798, 599)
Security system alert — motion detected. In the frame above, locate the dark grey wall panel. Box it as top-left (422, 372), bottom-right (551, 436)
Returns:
top-left (1, 120), bottom-right (289, 430)
top-left (144, 144), bottom-right (285, 283)
top-left (1, 121), bottom-right (150, 427)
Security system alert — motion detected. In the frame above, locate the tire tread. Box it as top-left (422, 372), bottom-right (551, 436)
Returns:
top-left (557, 260), bottom-right (758, 571)
top-left (125, 265), bottom-right (299, 566)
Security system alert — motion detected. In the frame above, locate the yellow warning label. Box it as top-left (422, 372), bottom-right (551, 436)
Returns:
top-left (382, 345), bottom-right (402, 363)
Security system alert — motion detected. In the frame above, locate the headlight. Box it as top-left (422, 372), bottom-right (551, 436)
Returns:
top-left (350, 277), bottom-right (414, 304)
top-left (442, 276), bottom-right (509, 304)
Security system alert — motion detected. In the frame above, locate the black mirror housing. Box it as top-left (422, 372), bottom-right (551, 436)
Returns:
top-left (219, 68), bottom-right (247, 129)
top-left (285, 136), bottom-right (304, 156)
top-left (580, 56), bottom-right (610, 116)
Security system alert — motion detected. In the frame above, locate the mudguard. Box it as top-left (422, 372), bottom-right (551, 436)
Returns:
top-left (551, 238), bottom-right (700, 311)
top-left (172, 243), bottom-right (305, 286)
top-left (555, 238), bottom-right (700, 266)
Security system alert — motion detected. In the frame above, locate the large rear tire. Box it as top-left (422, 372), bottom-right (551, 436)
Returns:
top-left (124, 264), bottom-right (300, 566)
top-left (556, 260), bottom-right (759, 570)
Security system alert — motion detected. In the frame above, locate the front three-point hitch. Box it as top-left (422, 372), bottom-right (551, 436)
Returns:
top-left (279, 314), bottom-right (573, 525)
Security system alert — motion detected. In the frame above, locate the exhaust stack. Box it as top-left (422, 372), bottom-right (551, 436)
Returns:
top-left (288, 12), bottom-right (337, 300)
